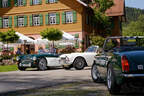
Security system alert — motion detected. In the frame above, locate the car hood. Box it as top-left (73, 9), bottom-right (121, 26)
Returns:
top-left (19, 53), bottom-right (59, 59)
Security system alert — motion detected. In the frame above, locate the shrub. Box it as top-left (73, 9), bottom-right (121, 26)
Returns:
top-left (60, 46), bottom-right (76, 54)
top-left (90, 35), bottom-right (105, 48)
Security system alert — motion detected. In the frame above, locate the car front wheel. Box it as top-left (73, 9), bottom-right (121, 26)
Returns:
top-left (107, 64), bottom-right (121, 94)
top-left (18, 63), bottom-right (26, 71)
top-left (91, 63), bottom-right (101, 82)
top-left (38, 58), bottom-right (47, 71)
top-left (73, 57), bottom-right (86, 70)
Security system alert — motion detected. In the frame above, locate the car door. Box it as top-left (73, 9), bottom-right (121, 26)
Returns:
top-left (95, 52), bottom-right (108, 79)
top-left (96, 39), bottom-right (114, 80)
top-left (84, 46), bottom-right (99, 66)
top-left (45, 57), bottom-right (61, 67)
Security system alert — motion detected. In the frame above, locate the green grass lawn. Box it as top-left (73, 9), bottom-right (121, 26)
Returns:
top-left (0, 64), bottom-right (18, 72)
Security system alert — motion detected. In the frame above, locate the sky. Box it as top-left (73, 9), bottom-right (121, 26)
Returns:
top-left (125, 0), bottom-right (144, 9)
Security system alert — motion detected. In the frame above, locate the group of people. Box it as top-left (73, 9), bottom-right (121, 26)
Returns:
top-left (38, 46), bottom-right (57, 54)
top-left (16, 46), bottom-right (57, 55)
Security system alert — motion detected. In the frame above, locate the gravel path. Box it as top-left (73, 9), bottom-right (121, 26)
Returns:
top-left (0, 67), bottom-right (144, 96)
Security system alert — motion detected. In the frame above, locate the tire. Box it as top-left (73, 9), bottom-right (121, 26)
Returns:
top-left (18, 67), bottom-right (26, 71)
top-left (91, 63), bottom-right (101, 83)
top-left (73, 57), bottom-right (86, 70)
top-left (107, 64), bottom-right (121, 94)
top-left (18, 63), bottom-right (26, 71)
top-left (38, 58), bottom-right (47, 71)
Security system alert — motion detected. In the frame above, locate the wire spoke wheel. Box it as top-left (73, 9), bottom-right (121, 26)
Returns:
top-left (38, 58), bottom-right (47, 71)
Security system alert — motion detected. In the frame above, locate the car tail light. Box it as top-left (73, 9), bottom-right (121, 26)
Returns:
top-left (121, 55), bottom-right (129, 72)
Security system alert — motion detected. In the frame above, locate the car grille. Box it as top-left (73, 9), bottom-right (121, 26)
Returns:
top-left (21, 56), bottom-right (32, 64)
top-left (21, 60), bottom-right (32, 64)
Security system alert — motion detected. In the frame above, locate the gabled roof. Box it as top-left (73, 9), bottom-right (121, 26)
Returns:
top-left (106, 0), bottom-right (125, 16)
top-left (79, 0), bottom-right (125, 16)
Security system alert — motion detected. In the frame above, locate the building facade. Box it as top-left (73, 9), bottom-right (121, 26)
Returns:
top-left (0, 0), bottom-right (125, 51)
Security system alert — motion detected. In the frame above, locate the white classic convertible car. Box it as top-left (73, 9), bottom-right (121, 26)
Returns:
top-left (59, 46), bottom-right (99, 70)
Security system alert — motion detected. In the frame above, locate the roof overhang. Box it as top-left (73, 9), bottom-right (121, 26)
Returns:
top-left (76, 0), bottom-right (88, 7)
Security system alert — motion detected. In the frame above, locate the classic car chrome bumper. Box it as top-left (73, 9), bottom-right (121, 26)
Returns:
top-left (121, 74), bottom-right (144, 77)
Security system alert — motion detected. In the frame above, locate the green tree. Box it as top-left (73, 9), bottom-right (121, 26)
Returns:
top-left (90, 35), bottom-right (105, 48)
top-left (40, 28), bottom-right (63, 47)
top-left (123, 15), bottom-right (144, 36)
top-left (0, 29), bottom-right (19, 49)
top-left (92, 0), bottom-right (114, 37)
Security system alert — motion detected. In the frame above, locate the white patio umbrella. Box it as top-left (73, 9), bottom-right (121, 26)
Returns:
top-left (62, 31), bottom-right (75, 40)
top-left (59, 42), bottom-right (75, 46)
top-left (34, 38), bottom-right (49, 44)
top-left (16, 32), bottom-right (35, 44)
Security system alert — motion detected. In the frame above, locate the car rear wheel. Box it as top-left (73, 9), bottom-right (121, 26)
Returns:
top-left (38, 58), bottom-right (47, 71)
top-left (73, 57), bottom-right (86, 70)
top-left (107, 64), bottom-right (121, 94)
top-left (91, 63), bottom-right (101, 82)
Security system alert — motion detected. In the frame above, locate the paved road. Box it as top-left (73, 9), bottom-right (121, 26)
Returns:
top-left (0, 68), bottom-right (104, 94)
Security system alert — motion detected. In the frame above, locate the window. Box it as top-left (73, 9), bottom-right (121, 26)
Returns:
top-left (18, 16), bottom-right (24, 27)
top-left (3, 17), bottom-right (9, 28)
top-left (17, 0), bottom-right (23, 6)
top-left (66, 12), bottom-right (73, 23)
top-left (49, 0), bottom-right (55, 3)
top-left (2, 0), bottom-right (8, 8)
top-left (33, 14), bottom-right (40, 26)
top-left (49, 13), bottom-right (56, 24)
top-left (33, 0), bottom-right (40, 5)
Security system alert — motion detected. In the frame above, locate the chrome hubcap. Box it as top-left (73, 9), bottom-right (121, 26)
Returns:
top-left (76, 58), bottom-right (84, 68)
top-left (92, 65), bottom-right (98, 79)
top-left (39, 59), bottom-right (46, 69)
top-left (107, 69), bottom-right (112, 89)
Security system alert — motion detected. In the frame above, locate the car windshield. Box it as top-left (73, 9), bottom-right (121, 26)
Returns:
top-left (105, 37), bottom-right (144, 52)
top-left (85, 46), bottom-right (98, 52)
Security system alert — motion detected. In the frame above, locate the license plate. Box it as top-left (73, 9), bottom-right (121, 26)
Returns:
top-left (22, 63), bottom-right (31, 67)
top-left (138, 65), bottom-right (143, 70)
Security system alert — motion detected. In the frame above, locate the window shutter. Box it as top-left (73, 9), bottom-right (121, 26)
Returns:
top-left (29, 15), bottom-right (33, 26)
top-left (45, 13), bottom-right (49, 25)
top-left (62, 12), bottom-right (66, 24)
top-left (39, 0), bottom-right (42, 4)
top-left (8, 0), bottom-right (11, 7)
top-left (23, 0), bottom-right (27, 6)
top-left (40, 14), bottom-right (43, 26)
top-left (46, 0), bottom-right (49, 4)
top-left (75, 42), bottom-right (79, 48)
top-left (55, 0), bottom-right (58, 3)
top-left (9, 16), bottom-right (12, 28)
top-left (14, 16), bottom-right (18, 27)
top-left (0, 0), bottom-right (2, 8)
top-left (0, 17), bottom-right (2, 28)
top-left (30, 0), bottom-right (33, 5)
top-left (24, 15), bottom-right (27, 26)
top-left (14, 0), bottom-right (17, 6)
top-left (73, 11), bottom-right (77, 23)
top-left (56, 13), bottom-right (60, 24)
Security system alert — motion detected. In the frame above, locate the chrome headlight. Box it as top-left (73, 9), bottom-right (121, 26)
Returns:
top-left (65, 56), bottom-right (69, 62)
top-left (32, 56), bottom-right (37, 61)
top-left (16, 56), bottom-right (20, 61)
